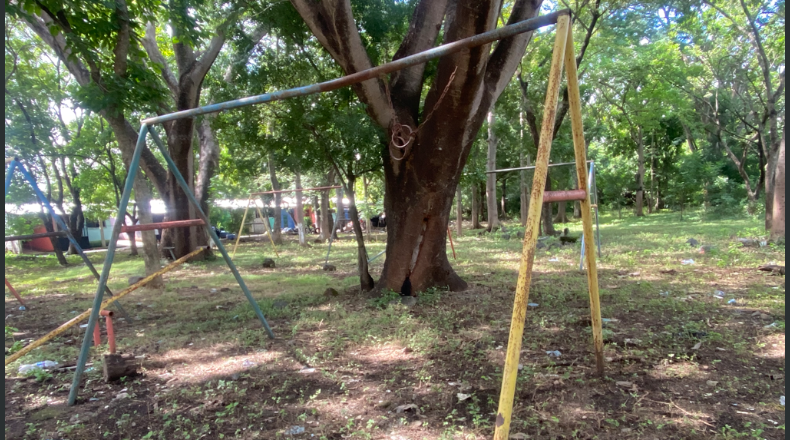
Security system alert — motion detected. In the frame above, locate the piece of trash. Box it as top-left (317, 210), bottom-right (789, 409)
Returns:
top-left (242, 360), bottom-right (257, 368)
top-left (298, 368), bottom-right (316, 374)
top-left (602, 318), bottom-right (619, 323)
top-left (659, 291), bottom-right (669, 297)
top-left (527, 303), bottom-right (539, 307)
top-left (210, 288), bottom-right (217, 293)
top-left (624, 338), bottom-right (642, 346)
top-left (457, 393), bottom-right (471, 401)
top-left (496, 345), bottom-right (503, 350)
top-left (713, 290), bottom-right (725, 299)
top-left (85, 367), bottom-right (95, 373)
top-left (18, 360), bottom-right (58, 374)
top-left (764, 322), bottom-right (778, 329)
top-left (394, 403), bottom-right (419, 414)
top-left (706, 380), bottom-right (718, 387)
top-left (89, 397), bottom-right (99, 401)
top-left (628, 271), bottom-right (640, 276)
top-left (79, 324), bottom-right (89, 329)
top-left (510, 434), bottom-right (528, 440)
top-left (727, 298), bottom-right (736, 305)
top-left (691, 342), bottom-right (702, 350)
top-left (781, 396), bottom-right (785, 406)
top-left (548, 257), bottom-right (559, 262)
top-left (715, 347), bottom-right (726, 351)
top-left (115, 392), bottom-right (129, 400)
top-left (518, 364), bottom-right (524, 370)
top-left (18, 306), bottom-right (26, 311)
top-left (284, 426), bottom-right (305, 435)
top-left (616, 381), bottom-right (634, 388)
top-left (681, 259), bottom-right (695, 265)
top-left (546, 350), bottom-right (561, 357)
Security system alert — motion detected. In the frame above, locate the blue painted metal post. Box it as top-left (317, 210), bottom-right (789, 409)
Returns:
top-left (12, 161), bottom-right (131, 320)
top-left (67, 125), bottom-right (150, 406)
top-left (147, 128), bottom-right (274, 340)
top-left (5, 160), bottom-right (17, 197)
top-left (580, 161), bottom-right (596, 271)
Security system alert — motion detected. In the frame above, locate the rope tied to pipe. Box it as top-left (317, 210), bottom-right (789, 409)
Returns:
top-left (385, 67), bottom-right (458, 161)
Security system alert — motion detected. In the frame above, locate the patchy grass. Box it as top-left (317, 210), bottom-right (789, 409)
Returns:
top-left (5, 211), bottom-right (785, 439)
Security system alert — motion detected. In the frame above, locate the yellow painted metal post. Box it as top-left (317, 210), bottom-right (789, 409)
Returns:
top-left (5, 248), bottom-right (205, 366)
top-left (232, 195), bottom-right (252, 259)
top-left (564, 23), bottom-right (605, 376)
top-left (493, 13), bottom-right (570, 440)
top-left (255, 205), bottom-right (280, 258)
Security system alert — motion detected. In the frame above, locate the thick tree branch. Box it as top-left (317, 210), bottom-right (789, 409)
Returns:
top-left (113, 0), bottom-right (131, 76)
top-left (142, 23), bottom-right (179, 96)
top-left (389, 0), bottom-right (448, 122)
top-left (290, 0), bottom-right (393, 128)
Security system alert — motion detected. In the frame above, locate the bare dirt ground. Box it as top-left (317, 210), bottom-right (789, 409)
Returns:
top-left (4, 214), bottom-right (786, 439)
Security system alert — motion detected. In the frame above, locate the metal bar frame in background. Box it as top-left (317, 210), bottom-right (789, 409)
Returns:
top-left (579, 161), bottom-right (602, 270)
top-left (4, 159), bottom-right (131, 320)
top-left (65, 9), bottom-right (572, 407)
top-left (66, 126), bottom-right (275, 406)
top-left (486, 160), bottom-right (592, 174)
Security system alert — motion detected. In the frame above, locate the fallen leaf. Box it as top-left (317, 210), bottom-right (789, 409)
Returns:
top-left (692, 342), bottom-right (702, 350)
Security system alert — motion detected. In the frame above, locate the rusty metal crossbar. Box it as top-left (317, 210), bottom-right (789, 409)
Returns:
top-left (542, 189), bottom-right (587, 203)
top-left (120, 219), bottom-right (206, 233)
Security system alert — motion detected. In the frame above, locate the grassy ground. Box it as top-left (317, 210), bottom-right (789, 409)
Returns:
top-left (4, 211), bottom-right (785, 440)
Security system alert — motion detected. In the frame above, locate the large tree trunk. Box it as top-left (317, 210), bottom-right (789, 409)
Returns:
top-left (268, 153), bottom-right (283, 245)
top-left (345, 178), bottom-right (375, 291)
top-left (39, 212), bottom-right (68, 266)
top-left (295, 171), bottom-right (307, 246)
top-left (520, 153), bottom-right (530, 227)
top-left (770, 130), bottom-right (785, 241)
top-left (292, 0), bottom-right (546, 294)
top-left (195, 117), bottom-right (219, 257)
top-left (456, 185), bottom-right (463, 236)
top-left (126, 209), bottom-right (138, 256)
top-left (363, 176), bottom-right (372, 242)
top-left (635, 126), bottom-right (645, 217)
top-left (106, 116), bottom-right (163, 286)
top-left (501, 178), bottom-right (507, 220)
top-left (485, 110), bottom-right (500, 232)
top-left (319, 170), bottom-right (334, 242)
top-left (471, 183), bottom-right (482, 229)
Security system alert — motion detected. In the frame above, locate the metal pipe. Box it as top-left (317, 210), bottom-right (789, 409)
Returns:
top-left (141, 11), bottom-right (567, 126)
top-left (147, 128), bottom-right (275, 340)
top-left (367, 248), bottom-right (386, 263)
top-left (120, 219), bottom-right (205, 233)
top-left (68, 124), bottom-right (150, 406)
top-left (5, 278), bottom-right (27, 307)
top-left (101, 310), bottom-right (116, 354)
top-left (564, 23), bottom-right (604, 377)
top-left (250, 185), bottom-right (341, 196)
top-left (542, 189), bottom-right (586, 203)
top-left (487, 160), bottom-right (593, 174)
top-left (8, 246), bottom-right (205, 367)
top-left (13, 160), bottom-right (130, 321)
top-left (493, 15), bottom-right (570, 440)
top-left (254, 206), bottom-right (280, 257)
top-left (5, 160), bottom-right (16, 198)
top-left (232, 196), bottom-right (252, 259)
top-left (5, 231), bottom-right (67, 241)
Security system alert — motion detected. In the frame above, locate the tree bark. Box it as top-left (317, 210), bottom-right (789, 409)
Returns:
top-left (363, 176), bottom-right (372, 242)
top-left (334, 186), bottom-right (343, 238)
top-left (770, 130), bottom-right (785, 241)
top-left (195, 117), bottom-right (219, 257)
top-left (292, 0), bottom-right (545, 293)
top-left (106, 116), bottom-right (162, 286)
top-left (319, 170), bottom-right (334, 242)
top-left (59, 157), bottom-right (84, 255)
top-left (345, 178), bottom-right (375, 291)
top-left (554, 201), bottom-right (567, 223)
top-left (471, 183), bottom-right (482, 229)
top-left (485, 110), bottom-right (500, 232)
top-left (456, 185), bottom-right (463, 237)
top-left (635, 125), bottom-right (645, 217)
top-left (268, 153), bottom-right (283, 245)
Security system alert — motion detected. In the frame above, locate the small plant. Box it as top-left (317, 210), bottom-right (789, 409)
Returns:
top-left (368, 289), bottom-right (401, 309)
